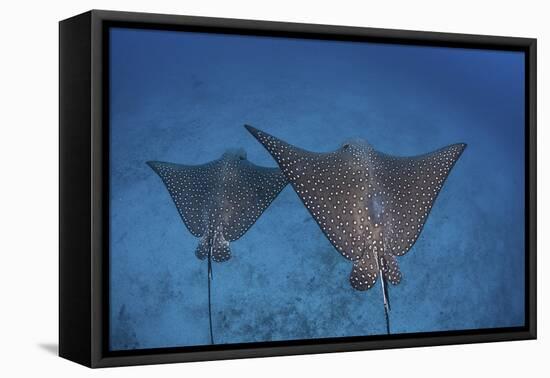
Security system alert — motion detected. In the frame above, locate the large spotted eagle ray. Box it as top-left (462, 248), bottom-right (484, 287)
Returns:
top-left (245, 125), bottom-right (466, 334)
top-left (147, 148), bottom-right (287, 344)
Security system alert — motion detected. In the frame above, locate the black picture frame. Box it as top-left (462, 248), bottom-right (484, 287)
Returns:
top-left (59, 9), bottom-right (537, 368)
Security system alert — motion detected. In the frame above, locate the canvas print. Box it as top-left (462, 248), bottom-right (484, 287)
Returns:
top-left (109, 27), bottom-right (525, 351)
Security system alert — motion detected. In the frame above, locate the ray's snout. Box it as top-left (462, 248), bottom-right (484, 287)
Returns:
top-left (341, 137), bottom-right (369, 149)
top-left (222, 147), bottom-right (247, 160)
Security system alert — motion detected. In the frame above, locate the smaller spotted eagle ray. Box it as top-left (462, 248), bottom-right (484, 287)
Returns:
top-left (147, 148), bottom-right (287, 344)
top-left (245, 125), bottom-right (466, 334)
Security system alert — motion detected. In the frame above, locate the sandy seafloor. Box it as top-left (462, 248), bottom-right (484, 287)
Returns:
top-left (108, 27), bottom-right (526, 350)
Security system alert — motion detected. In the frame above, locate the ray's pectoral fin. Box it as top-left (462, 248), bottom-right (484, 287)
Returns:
top-left (196, 234), bottom-right (232, 263)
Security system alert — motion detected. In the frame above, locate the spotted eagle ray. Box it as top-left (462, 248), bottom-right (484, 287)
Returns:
top-left (147, 148), bottom-right (287, 344)
top-left (245, 125), bottom-right (466, 334)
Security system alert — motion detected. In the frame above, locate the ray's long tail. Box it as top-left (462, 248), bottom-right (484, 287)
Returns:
top-left (207, 249), bottom-right (214, 344)
top-left (380, 271), bottom-right (391, 334)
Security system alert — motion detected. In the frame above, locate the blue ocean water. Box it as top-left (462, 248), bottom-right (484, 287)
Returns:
top-left (109, 27), bottom-right (525, 351)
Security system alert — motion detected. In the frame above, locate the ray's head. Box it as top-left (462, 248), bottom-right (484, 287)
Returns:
top-left (340, 138), bottom-right (373, 153)
top-left (222, 148), bottom-right (248, 161)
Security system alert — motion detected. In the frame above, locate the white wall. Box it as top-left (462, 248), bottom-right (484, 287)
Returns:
top-left (0, 0), bottom-right (546, 376)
